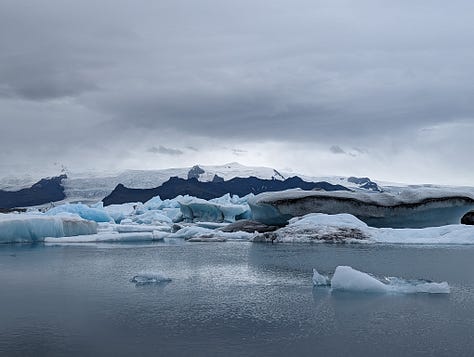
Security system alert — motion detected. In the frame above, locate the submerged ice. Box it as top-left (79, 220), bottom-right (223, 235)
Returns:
top-left (131, 272), bottom-right (172, 285)
top-left (314, 266), bottom-right (450, 294)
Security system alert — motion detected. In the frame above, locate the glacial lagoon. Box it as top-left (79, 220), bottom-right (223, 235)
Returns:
top-left (1, 241), bottom-right (473, 356)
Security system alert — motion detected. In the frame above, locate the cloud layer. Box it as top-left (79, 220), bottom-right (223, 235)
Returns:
top-left (1, 0), bottom-right (473, 184)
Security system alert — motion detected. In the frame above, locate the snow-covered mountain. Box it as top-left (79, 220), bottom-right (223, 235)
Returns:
top-left (61, 163), bottom-right (291, 203)
top-left (3, 161), bottom-right (460, 206)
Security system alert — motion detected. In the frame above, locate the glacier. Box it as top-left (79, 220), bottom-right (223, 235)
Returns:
top-left (0, 213), bottom-right (97, 243)
top-left (248, 187), bottom-right (474, 228)
top-left (318, 266), bottom-right (450, 294)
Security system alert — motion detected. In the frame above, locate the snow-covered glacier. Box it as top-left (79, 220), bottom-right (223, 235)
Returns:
top-left (249, 187), bottom-right (474, 228)
top-left (313, 266), bottom-right (450, 294)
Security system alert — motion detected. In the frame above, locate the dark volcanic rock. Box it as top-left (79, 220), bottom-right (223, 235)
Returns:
top-left (212, 175), bottom-right (224, 183)
top-left (0, 175), bottom-right (67, 209)
top-left (102, 176), bottom-right (351, 206)
top-left (187, 165), bottom-right (205, 180)
top-left (253, 227), bottom-right (369, 244)
top-left (348, 176), bottom-right (382, 192)
top-left (461, 211), bottom-right (474, 225)
top-left (219, 220), bottom-right (280, 233)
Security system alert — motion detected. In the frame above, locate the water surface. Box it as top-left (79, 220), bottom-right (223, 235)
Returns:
top-left (1, 242), bottom-right (473, 356)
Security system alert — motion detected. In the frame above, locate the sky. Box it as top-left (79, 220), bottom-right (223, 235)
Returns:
top-left (1, 0), bottom-right (473, 185)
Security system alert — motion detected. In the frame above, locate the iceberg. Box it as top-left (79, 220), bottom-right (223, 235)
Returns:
top-left (253, 213), bottom-right (474, 244)
top-left (114, 224), bottom-right (170, 233)
top-left (143, 195), bottom-right (182, 210)
top-left (179, 195), bottom-right (250, 223)
top-left (249, 187), bottom-right (474, 228)
top-left (46, 203), bottom-right (113, 223)
top-left (319, 266), bottom-right (450, 294)
top-left (44, 231), bottom-right (154, 243)
top-left (330, 266), bottom-right (389, 293)
top-left (253, 213), bottom-right (371, 243)
top-left (130, 211), bottom-right (173, 225)
top-left (0, 213), bottom-right (97, 243)
top-left (169, 225), bottom-right (254, 241)
top-left (103, 202), bottom-right (138, 223)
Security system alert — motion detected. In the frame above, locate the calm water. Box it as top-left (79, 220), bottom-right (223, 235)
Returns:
top-left (1, 241), bottom-right (473, 356)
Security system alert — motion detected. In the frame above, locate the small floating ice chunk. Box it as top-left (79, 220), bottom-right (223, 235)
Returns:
top-left (385, 277), bottom-right (451, 294)
top-left (131, 272), bottom-right (172, 285)
top-left (321, 266), bottom-right (450, 294)
top-left (331, 266), bottom-right (388, 293)
top-left (312, 269), bottom-right (330, 286)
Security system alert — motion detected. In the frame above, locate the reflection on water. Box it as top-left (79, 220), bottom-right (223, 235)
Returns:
top-left (0, 242), bottom-right (473, 356)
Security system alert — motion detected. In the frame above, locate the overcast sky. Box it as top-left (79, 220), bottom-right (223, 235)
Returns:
top-left (1, 0), bottom-right (473, 184)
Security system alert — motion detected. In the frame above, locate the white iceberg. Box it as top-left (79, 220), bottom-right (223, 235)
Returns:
top-left (103, 202), bottom-right (139, 223)
top-left (319, 266), bottom-right (450, 294)
top-left (170, 225), bottom-right (254, 241)
top-left (253, 213), bottom-right (371, 243)
top-left (331, 266), bottom-right (389, 293)
top-left (254, 213), bottom-right (474, 245)
top-left (131, 210), bottom-right (173, 225)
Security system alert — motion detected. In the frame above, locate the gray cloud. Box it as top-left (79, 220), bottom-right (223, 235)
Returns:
top-left (0, 0), bottom-right (473, 184)
top-left (232, 148), bottom-right (248, 156)
top-left (329, 145), bottom-right (346, 154)
top-left (148, 146), bottom-right (183, 156)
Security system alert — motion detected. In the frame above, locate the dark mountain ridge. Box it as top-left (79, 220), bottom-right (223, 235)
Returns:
top-left (102, 175), bottom-right (350, 206)
top-left (0, 175), bottom-right (67, 209)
